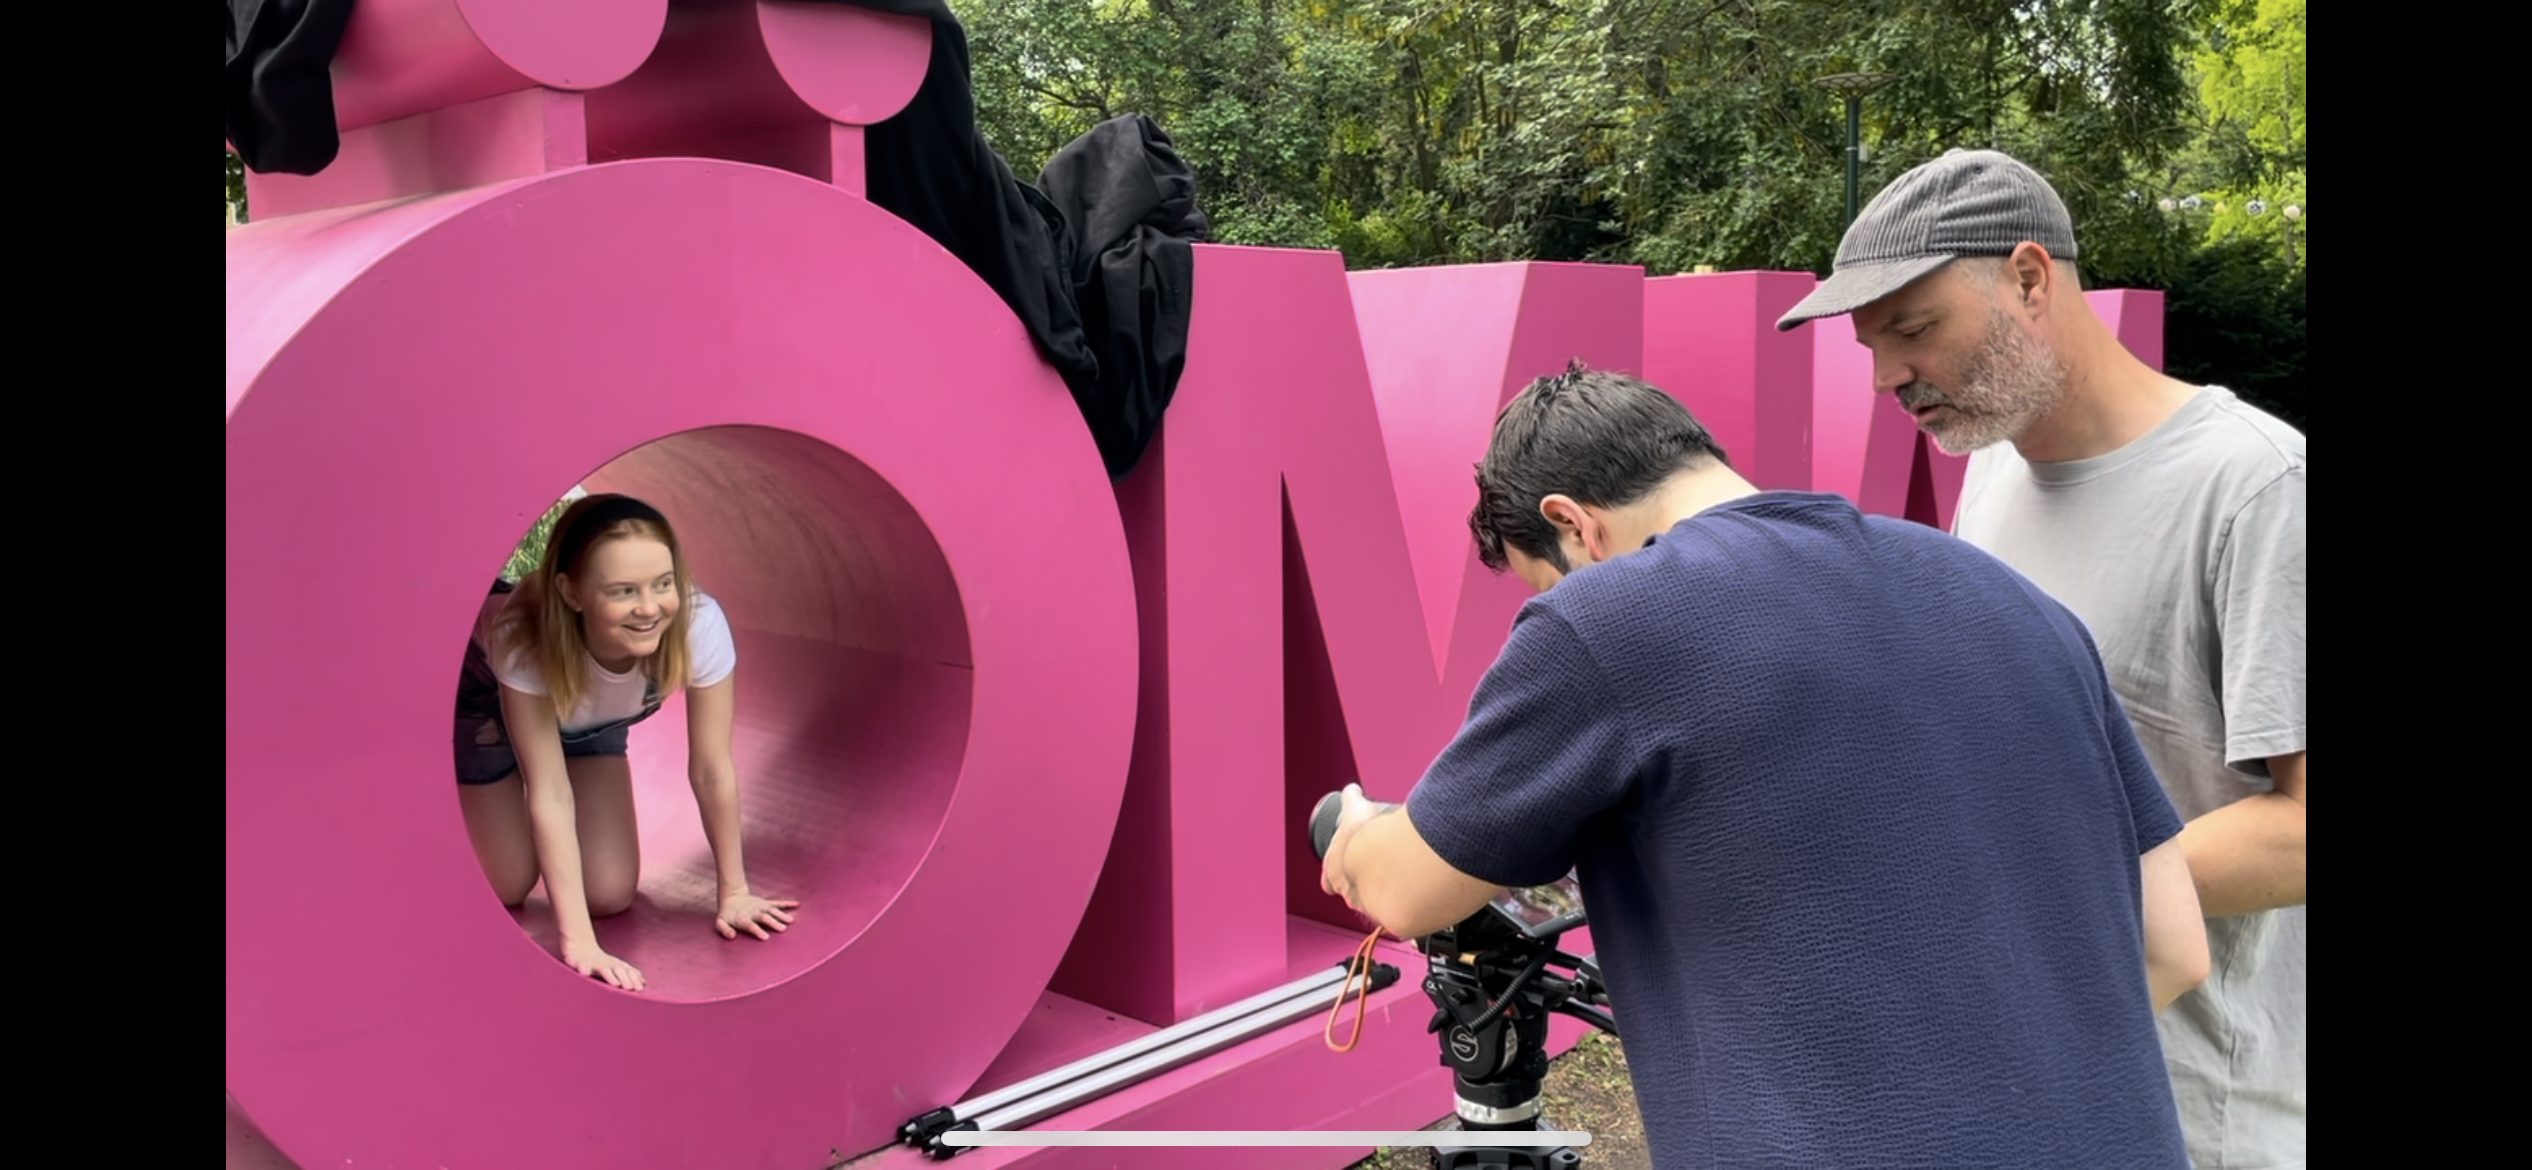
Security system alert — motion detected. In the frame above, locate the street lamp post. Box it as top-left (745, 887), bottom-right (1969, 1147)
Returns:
top-left (1813, 72), bottom-right (1897, 228)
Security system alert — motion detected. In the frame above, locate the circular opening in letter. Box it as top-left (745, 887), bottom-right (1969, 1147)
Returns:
top-left (454, 426), bottom-right (972, 1003)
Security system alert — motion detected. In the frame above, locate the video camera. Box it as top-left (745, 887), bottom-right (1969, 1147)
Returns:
top-left (1308, 790), bottom-right (1616, 1170)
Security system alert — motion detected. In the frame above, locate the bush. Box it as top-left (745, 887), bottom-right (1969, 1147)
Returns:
top-left (501, 493), bottom-right (582, 583)
top-left (2160, 238), bottom-right (2306, 434)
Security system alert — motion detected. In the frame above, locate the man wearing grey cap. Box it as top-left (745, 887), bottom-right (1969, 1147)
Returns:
top-left (1779, 149), bottom-right (2306, 1168)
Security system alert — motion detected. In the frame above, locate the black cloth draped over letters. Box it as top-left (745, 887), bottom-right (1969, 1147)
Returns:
top-left (225, 0), bottom-right (356, 176)
top-left (224, 0), bottom-right (1204, 477)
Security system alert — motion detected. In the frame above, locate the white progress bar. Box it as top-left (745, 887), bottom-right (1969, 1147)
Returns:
top-left (941, 1131), bottom-right (1591, 1148)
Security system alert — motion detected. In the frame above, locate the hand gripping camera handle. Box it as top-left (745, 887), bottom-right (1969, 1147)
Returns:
top-left (1309, 791), bottom-right (1345, 859)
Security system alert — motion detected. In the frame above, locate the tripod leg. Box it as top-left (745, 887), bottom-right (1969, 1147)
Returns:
top-left (1435, 1146), bottom-right (1578, 1170)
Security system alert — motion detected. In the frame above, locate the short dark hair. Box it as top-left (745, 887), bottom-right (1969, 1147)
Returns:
top-left (1468, 360), bottom-right (1731, 573)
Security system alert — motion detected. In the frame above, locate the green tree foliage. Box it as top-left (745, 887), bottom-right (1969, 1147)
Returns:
top-left (960, 0), bottom-right (2207, 276)
top-left (2190, 0), bottom-right (2304, 262)
top-left (502, 492), bottom-right (584, 583)
top-left (228, 148), bottom-right (247, 225)
top-left (955, 0), bottom-right (2301, 428)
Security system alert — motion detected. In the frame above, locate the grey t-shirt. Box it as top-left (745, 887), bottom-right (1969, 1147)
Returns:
top-left (1955, 385), bottom-right (2306, 1169)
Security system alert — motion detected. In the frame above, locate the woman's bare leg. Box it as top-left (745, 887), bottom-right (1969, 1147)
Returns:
top-left (565, 755), bottom-right (642, 917)
top-left (457, 774), bottom-right (539, 906)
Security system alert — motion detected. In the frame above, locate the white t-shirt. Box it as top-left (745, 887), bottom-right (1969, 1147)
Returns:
top-left (472, 589), bottom-right (738, 733)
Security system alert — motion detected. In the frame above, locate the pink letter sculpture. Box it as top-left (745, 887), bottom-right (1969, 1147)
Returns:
top-left (229, 6), bottom-right (1135, 1169)
top-left (226, 6), bottom-right (2170, 1167)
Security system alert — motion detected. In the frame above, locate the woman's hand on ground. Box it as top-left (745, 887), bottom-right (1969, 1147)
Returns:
top-left (716, 893), bottom-right (800, 941)
top-left (560, 937), bottom-right (646, 991)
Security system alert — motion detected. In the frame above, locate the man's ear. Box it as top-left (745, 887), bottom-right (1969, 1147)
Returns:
top-left (1539, 494), bottom-right (1604, 562)
top-left (2007, 242), bottom-right (2057, 317)
top-left (1539, 494), bottom-right (1585, 537)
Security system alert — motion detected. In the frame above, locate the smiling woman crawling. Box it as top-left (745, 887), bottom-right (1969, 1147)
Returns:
top-left (450, 493), bottom-right (799, 992)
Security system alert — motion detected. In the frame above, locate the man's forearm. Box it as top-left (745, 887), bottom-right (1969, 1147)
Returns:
top-left (2177, 790), bottom-right (2304, 917)
top-left (1323, 784), bottom-right (1507, 939)
top-left (1324, 799), bottom-right (1402, 908)
top-left (1333, 807), bottom-right (1432, 935)
top-left (2139, 837), bottom-right (2209, 1010)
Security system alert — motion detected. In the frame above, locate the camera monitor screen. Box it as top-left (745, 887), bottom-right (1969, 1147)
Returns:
top-left (1487, 873), bottom-right (1585, 938)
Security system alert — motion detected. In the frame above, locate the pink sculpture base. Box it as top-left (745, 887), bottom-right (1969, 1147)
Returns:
top-left (226, 916), bottom-right (1598, 1170)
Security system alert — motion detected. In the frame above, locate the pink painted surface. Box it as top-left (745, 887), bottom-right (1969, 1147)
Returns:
top-left (2089, 288), bottom-right (2168, 370)
top-left (230, 922), bottom-right (1590, 1170)
top-left (226, 160), bottom-right (1136, 1169)
top-left (759, 0), bottom-right (934, 123)
top-left (327, 0), bottom-right (666, 133)
top-left (1350, 262), bottom-right (1645, 675)
top-left (587, 0), bottom-right (806, 163)
top-left (1809, 313), bottom-right (1875, 504)
top-left (1050, 249), bottom-right (1640, 1029)
top-left (239, 0), bottom-right (934, 217)
top-left (1348, 265), bottom-right (1522, 670)
top-left (832, 121), bottom-right (870, 194)
top-left (245, 87), bottom-right (588, 220)
top-left (582, 0), bottom-right (931, 194)
top-left (1643, 272), bottom-right (1818, 490)
top-left (1325, 259), bottom-right (1639, 796)
top-left (1051, 244), bottom-right (1411, 1027)
top-left (1799, 282), bottom-right (1962, 528)
top-left (457, 0), bottom-right (668, 87)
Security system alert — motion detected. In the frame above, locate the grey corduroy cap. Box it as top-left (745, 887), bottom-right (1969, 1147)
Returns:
top-left (1775, 149), bottom-right (2077, 331)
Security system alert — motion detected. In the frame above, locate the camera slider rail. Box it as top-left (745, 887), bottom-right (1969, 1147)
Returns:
top-left (900, 957), bottom-right (1403, 1159)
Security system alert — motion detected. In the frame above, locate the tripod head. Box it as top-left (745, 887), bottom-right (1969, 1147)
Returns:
top-left (1308, 789), bottom-right (1615, 1169)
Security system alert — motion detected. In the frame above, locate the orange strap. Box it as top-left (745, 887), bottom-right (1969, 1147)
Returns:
top-left (1324, 926), bottom-right (1388, 1053)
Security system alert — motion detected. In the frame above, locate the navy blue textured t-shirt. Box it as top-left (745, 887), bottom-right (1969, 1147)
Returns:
top-left (1408, 492), bottom-right (2187, 1168)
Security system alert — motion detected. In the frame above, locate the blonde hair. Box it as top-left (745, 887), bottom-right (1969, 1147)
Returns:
top-left (492, 494), bottom-right (698, 721)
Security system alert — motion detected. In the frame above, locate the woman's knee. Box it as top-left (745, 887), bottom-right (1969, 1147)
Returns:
top-left (581, 842), bottom-right (640, 917)
top-left (489, 868), bottom-right (541, 909)
top-left (586, 880), bottom-right (637, 918)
